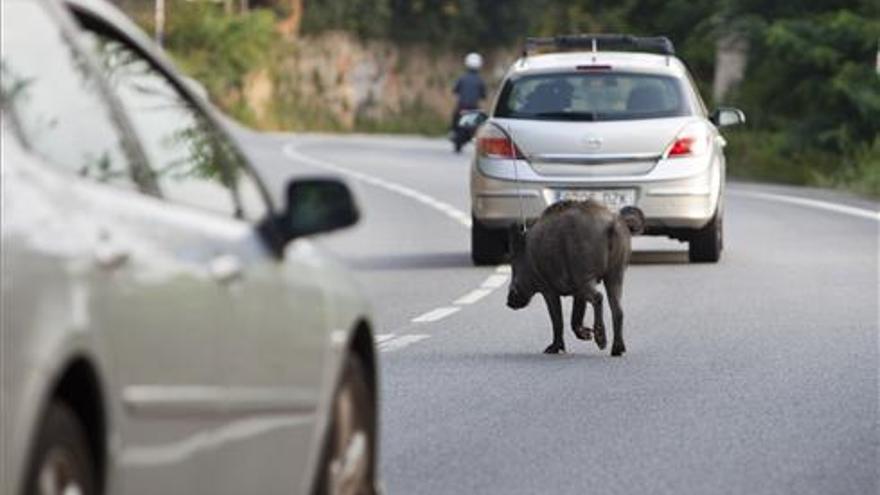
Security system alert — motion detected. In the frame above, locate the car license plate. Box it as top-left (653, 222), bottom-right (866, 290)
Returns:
top-left (555, 189), bottom-right (636, 210)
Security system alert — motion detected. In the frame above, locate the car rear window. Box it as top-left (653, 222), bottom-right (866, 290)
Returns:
top-left (495, 72), bottom-right (690, 121)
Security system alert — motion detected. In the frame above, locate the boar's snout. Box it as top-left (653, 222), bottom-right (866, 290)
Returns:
top-left (507, 287), bottom-right (530, 309)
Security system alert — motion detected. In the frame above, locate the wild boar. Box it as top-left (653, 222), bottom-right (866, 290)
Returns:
top-left (506, 200), bottom-right (644, 356)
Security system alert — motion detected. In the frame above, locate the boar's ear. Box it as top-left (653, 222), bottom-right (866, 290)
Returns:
top-left (619, 206), bottom-right (645, 235)
top-left (508, 225), bottom-right (526, 254)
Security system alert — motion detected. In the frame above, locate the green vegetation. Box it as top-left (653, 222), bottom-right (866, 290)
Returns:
top-left (161, 1), bottom-right (280, 126)
top-left (354, 100), bottom-right (450, 135)
top-left (722, 5), bottom-right (880, 196)
top-left (166, 5), bottom-right (275, 88)
top-left (139, 0), bottom-right (879, 197)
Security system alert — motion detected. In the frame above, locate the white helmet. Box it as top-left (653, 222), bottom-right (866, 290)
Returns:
top-left (464, 52), bottom-right (483, 70)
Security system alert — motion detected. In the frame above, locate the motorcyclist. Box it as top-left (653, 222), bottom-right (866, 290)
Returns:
top-left (450, 52), bottom-right (487, 151)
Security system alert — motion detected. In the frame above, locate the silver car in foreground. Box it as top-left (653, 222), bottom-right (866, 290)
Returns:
top-left (466, 35), bottom-right (745, 265)
top-left (1, 0), bottom-right (379, 493)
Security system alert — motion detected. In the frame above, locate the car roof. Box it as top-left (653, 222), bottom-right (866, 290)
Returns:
top-left (61, 0), bottom-right (165, 59)
top-left (508, 51), bottom-right (689, 78)
top-left (54, 0), bottom-right (280, 211)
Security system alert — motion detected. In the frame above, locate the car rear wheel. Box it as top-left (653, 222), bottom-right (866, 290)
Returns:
top-left (688, 214), bottom-right (723, 263)
top-left (471, 216), bottom-right (508, 265)
top-left (315, 353), bottom-right (376, 495)
top-left (26, 401), bottom-right (96, 495)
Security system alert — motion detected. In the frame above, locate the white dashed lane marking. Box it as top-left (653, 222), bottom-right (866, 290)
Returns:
top-left (282, 141), bottom-right (510, 349)
top-left (284, 140), bottom-right (878, 352)
top-left (480, 273), bottom-right (510, 289)
top-left (412, 307), bottom-right (461, 323)
top-left (378, 334), bottom-right (430, 352)
top-left (454, 288), bottom-right (493, 305)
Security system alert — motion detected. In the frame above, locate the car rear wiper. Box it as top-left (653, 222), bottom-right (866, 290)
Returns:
top-left (530, 111), bottom-right (598, 121)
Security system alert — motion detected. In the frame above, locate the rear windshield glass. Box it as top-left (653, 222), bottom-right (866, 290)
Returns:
top-left (495, 72), bottom-right (690, 121)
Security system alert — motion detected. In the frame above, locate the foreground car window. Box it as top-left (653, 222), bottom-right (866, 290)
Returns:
top-left (0, 0), bottom-right (137, 187)
top-left (80, 30), bottom-right (242, 218)
top-left (495, 72), bottom-right (689, 121)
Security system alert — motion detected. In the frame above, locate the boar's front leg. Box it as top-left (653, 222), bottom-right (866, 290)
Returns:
top-left (541, 292), bottom-right (566, 354)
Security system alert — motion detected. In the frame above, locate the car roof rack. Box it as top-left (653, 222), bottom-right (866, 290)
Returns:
top-left (523, 34), bottom-right (675, 58)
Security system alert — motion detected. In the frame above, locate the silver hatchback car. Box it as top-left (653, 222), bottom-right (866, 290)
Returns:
top-left (466, 35), bottom-right (745, 265)
top-left (1, 0), bottom-right (380, 494)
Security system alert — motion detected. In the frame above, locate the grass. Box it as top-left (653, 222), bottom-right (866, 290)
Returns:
top-left (353, 99), bottom-right (448, 135)
top-left (726, 130), bottom-right (880, 199)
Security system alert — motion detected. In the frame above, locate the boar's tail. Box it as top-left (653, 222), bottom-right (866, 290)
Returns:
top-left (606, 221), bottom-right (616, 237)
top-left (619, 206), bottom-right (646, 235)
top-left (606, 219), bottom-right (618, 252)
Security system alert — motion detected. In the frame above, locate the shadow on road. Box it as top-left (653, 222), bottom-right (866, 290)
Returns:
top-left (446, 351), bottom-right (614, 366)
top-left (630, 250), bottom-right (689, 265)
top-left (340, 249), bottom-right (688, 270)
top-left (341, 251), bottom-right (474, 271)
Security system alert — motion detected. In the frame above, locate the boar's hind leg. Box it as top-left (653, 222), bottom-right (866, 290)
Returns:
top-left (605, 276), bottom-right (626, 357)
top-left (541, 293), bottom-right (566, 354)
top-left (587, 287), bottom-right (607, 350)
top-left (570, 295), bottom-right (592, 341)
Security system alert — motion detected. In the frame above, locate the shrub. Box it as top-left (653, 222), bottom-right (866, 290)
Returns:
top-left (163, 1), bottom-right (277, 122)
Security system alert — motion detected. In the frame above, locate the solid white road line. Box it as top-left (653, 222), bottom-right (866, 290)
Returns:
top-left (282, 143), bottom-right (471, 228)
top-left (379, 334), bottom-right (430, 352)
top-left (412, 307), bottom-right (461, 323)
top-left (731, 190), bottom-right (880, 222)
top-left (375, 334), bottom-right (396, 343)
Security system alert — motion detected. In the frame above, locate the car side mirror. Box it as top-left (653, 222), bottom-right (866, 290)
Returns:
top-left (276, 177), bottom-right (359, 243)
top-left (710, 107), bottom-right (746, 128)
top-left (457, 110), bottom-right (488, 130)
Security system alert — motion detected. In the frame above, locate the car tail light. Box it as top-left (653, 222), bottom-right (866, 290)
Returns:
top-left (477, 125), bottom-right (525, 159)
top-left (667, 137), bottom-right (695, 157)
top-left (576, 65), bottom-right (612, 71)
top-left (664, 124), bottom-right (710, 159)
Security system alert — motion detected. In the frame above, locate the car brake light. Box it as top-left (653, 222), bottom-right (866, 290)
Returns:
top-left (664, 123), bottom-right (711, 159)
top-left (477, 126), bottom-right (525, 159)
top-left (576, 65), bottom-right (612, 71)
top-left (667, 137), bottom-right (695, 157)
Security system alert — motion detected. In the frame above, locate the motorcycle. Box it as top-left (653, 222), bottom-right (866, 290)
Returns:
top-left (451, 109), bottom-right (488, 153)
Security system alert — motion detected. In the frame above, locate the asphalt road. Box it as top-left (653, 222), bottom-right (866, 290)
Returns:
top-left (238, 130), bottom-right (879, 495)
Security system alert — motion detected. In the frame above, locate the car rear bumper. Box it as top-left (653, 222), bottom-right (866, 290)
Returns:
top-left (471, 156), bottom-right (722, 231)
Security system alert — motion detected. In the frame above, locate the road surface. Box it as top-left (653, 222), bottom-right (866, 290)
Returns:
top-left (238, 130), bottom-right (879, 495)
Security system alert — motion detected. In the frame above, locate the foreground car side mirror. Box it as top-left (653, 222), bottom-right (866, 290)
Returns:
top-left (457, 110), bottom-right (488, 130)
top-left (710, 107), bottom-right (746, 127)
top-left (275, 177), bottom-right (360, 244)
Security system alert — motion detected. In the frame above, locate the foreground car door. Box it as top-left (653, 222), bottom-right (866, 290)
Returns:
top-left (75, 15), bottom-right (331, 493)
top-left (201, 138), bottom-right (331, 494)
top-left (219, 217), bottom-right (331, 494)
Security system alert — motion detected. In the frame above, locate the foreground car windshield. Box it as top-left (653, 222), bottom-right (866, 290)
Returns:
top-left (495, 72), bottom-right (690, 121)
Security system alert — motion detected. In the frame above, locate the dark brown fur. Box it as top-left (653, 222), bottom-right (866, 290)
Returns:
top-left (507, 200), bottom-right (644, 356)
